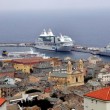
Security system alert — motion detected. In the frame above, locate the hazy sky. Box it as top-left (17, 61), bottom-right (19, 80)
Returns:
top-left (0, 0), bottom-right (110, 12)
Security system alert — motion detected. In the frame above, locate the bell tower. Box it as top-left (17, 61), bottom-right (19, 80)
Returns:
top-left (67, 60), bottom-right (73, 85)
top-left (78, 59), bottom-right (84, 72)
top-left (67, 60), bottom-right (73, 74)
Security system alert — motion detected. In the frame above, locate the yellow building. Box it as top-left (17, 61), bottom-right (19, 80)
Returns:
top-left (48, 59), bottom-right (84, 87)
top-left (11, 57), bottom-right (44, 74)
top-left (11, 57), bottom-right (60, 74)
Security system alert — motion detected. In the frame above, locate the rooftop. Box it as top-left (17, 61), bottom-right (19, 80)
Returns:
top-left (0, 98), bottom-right (6, 106)
top-left (12, 57), bottom-right (59, 65)
top-left (84, 87), bottom-right (110, 101)
top-left (0, 84), bottom-right (17, 88)
top-left (51, 72), bottom-right (67, 78)
top-left (12, 57), bottom-right (44, 64)
top-left (0, 72), bottom-right (15, 78)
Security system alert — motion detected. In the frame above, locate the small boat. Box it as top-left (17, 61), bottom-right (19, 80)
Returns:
top-left (2, 50), bottom-right (8, 57)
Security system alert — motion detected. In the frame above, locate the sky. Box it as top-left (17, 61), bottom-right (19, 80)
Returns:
top-left (0, 0), bottom-right (110, 12)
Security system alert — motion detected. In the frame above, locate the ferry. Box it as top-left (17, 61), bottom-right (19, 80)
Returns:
top-left (35, 29), bottom-right (74, 51)
top-left (1, 48), bottom-right (49, 60)
top-left (98, 43), bottom-right (110, 57)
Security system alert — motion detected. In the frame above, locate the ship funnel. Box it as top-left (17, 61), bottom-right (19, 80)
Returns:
top-left (60, 33), bottom-right (64, 38)
top-left (40, 29), bottom-right (48, 36)
top-left (47, 28), bottom-right (54, 36)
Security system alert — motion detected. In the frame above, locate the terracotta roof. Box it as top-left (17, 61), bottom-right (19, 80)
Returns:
top-left (0, 98), bottom-right (6, 106)
top-left (84, 87), bottom-right (110, 101)
top-left (0, 72), bottom-right (14, 78)
top-left (11, 57), bottom-right (53, 64)
top-left (12, 57), bottom-right (44, 64)
top-left (44, 87), bottom-right (52, 93)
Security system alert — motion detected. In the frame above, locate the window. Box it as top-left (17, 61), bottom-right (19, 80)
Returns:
top-left (91, 99), bottom-right (94, 103)
top-left (76, 77), bottom-right (78, 82)
top-left (85, 106), bottom-right (88, 108)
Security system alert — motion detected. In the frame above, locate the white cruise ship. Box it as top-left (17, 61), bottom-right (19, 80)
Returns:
top-left (35, 29), bottom-right (74, 51)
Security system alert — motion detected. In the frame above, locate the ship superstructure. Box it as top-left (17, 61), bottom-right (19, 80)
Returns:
top-left (35, 29), bottom-right (74, 51)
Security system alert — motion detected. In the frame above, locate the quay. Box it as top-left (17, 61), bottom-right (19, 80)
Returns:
top-left (72, 45), bottom-right (100, 55)
top-left (0, 43), bottom-right (35, 47)
top-left (0, 43), bottom-right (101, 55)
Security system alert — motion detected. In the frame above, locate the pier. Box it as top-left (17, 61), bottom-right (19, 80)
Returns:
top-left (0, 43), bottom-right (35, 47)
top-left (72, 45), bottom-right (100, 55)
top-left (0, 43), bottom-right (102, 55)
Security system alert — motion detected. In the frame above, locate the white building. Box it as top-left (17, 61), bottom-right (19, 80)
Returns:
top-left (84, 87), bottom-right (110, 110)
top-left (98, 72), bottom-right (110, 83)
top-left (0, 98), bottom-right (6, 110)
top-left (5, 76), bottom-right (15, 85)
top-left (98, 66), bottom-right (110, 84)
top-left (88, 55), bottom-right (102, 64)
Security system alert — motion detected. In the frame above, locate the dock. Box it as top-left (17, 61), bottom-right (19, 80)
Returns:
top-left (0, 43), bottom-right (35, 47)
top-left (0, 43), bottom-right (102, 55)
top-left (72, 45), bottom-right (100, 55)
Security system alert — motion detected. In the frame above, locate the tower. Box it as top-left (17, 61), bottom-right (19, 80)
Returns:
top-left (67, 60), bottom-right (73, 74)
top-left (78, 59), bottom-right (84, 72)
top-left (67, 60), bottom-right (73, 85)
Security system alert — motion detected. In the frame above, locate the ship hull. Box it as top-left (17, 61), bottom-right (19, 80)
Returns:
top-left (35, 45), bottom-right (72, 52)
top-left (98, 52), bottom-right (110, 57)
top-left (56, 45), bottom-right (72, 51)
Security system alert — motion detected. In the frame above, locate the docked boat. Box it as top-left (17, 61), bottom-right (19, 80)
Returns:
top-left (1, 48), bottom-right (49, 59)
top-left (98, 43), bottom-right (110, 56)
top-left (35, 29), bottom-right (74, 51)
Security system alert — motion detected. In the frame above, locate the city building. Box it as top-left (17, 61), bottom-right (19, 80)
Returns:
top-left (88, 55), bottom-right (102, 65)
top-left (98, 65), bottom-right (110, 84)
top-left (11, 57), bottom-right (61, 74)
top-left (84, 87), bottom-right (110, 110)
top-left (0, 84), bottom-right (17, 97)
top-left (29, 74), bottom-right (40, 83)
top-left (0, 62), bottom-right (15, 80)
top-left (33, 61), bottom-right (53, 74)
top-left (0, 76), bottom-right (15, 85)
top-left (0, 71), bottom-right (14, 78)
top-left (11, 57), bottom-right (44, 74)
top-left (48, 59), bottom-right (85, 87)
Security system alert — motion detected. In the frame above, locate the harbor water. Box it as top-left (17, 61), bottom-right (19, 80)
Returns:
top-left (0, 46), bottom-right (110, 62)
top-left (0, 10), bottom-right (110, 61)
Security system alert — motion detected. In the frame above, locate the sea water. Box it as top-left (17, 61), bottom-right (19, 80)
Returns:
top-left (0, 10), bottom-right (110, 61)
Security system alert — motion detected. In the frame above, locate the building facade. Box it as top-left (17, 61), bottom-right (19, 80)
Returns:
top-left (33, 61), bottom-right (53, 74)
top-left (88, 56), bottom-right (102, 65)
top-left (11, 57), bottom-right (44, 74)
top-left (48, 60), bottom-right (84, 87)
top-left (98, 65), bottom-right (110, 84)
top-left (0, 84), bottom-right (17, 97)
top-left (84, 87), bottom-right (110, 110)
top-left (12, 57), bottom-right (61, 74)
